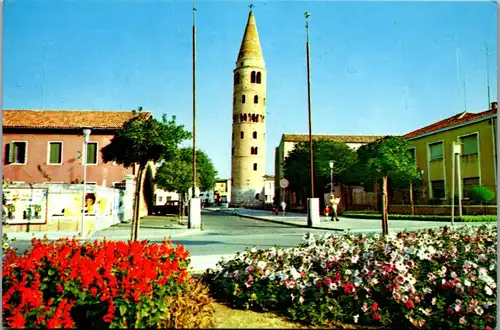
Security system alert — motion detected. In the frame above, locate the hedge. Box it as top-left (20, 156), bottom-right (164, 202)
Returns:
top-left (342, 212), bottom-right (496, 222)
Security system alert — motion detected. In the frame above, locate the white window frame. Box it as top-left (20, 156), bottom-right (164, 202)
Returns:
top-left (458, 132), bottom-right (482, 185)
top-left (6, 141), bottom-right (28, 165)
top-left (426, 140), bottom-right (446, 199)
top-left (47, 141), bottom-right (63, 165)
top-left (86, 142), bottom-right (99, 165)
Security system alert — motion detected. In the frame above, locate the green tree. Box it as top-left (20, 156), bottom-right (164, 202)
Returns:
top-left (155, 148), bottom-right (218, 216)
top-left (101, 108), bottom-right (191, 241)
top-left (353, 136), bottom-right (420, 234)
top-left (283, 141), bottom-right (357, 206)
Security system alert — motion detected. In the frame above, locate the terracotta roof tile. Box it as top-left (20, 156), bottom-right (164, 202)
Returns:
top-left (3, 110), bottom-right (151, 130)
top-left (403, 108), bottom-right (497, 139)
top-left (282, 134), bottom-right (384, 144)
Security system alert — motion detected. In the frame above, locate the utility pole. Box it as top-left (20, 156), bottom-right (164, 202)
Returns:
top-left (485, 42), bottom-right (497, 183)
top-left (305, 12), bottom-right (314, 199)
top-left (485, 42), bottom-right (491, 108)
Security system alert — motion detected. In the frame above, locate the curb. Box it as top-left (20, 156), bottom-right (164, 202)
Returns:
top-left (188, 253), bottom-right (236, 272)
top-left (229, 212), bottom-right (345, 232)
top-left (90, 228), bottom-right (210, 241)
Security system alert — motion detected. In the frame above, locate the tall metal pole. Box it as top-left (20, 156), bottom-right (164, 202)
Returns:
top-left (485, 42), bottom-right (496, 183)
top-left (81, 141), bottom-right (87, 238)
top-left (451, 141), bottom-right (456, 224)
top-left (456, 148), bottom-right (463, 217)
top-left (485, 42), bottom-right (491, 108)
top-left (192, 1), bottom-right (197, 199)
top-left (305, 12), bottom-right (314, 199)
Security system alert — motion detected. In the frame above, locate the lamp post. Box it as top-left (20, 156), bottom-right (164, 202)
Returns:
top-left (451, 141), bottom-right (463, 224)
top-left (329, 160), bottom-right (334, 195)
top-left (81, 128), bottom-right (91, 238)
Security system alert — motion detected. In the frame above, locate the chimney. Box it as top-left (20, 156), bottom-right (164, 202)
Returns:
top-left (491, 102), bottom-right (497, 110)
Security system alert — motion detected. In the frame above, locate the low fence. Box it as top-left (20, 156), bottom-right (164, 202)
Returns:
top-left (3, 183), bottom-right (130, 234)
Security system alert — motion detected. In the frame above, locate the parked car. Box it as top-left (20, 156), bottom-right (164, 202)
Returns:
top-left (153, 200), bottom-right (180, 216)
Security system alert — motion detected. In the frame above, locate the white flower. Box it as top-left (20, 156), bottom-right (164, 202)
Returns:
top-left (459, 317), bottom-right (466, 325)
top-left (353, 314), bottom-right (359, 323)
top-left (250, 247), bottom-right (257, 253)
top-left (351, 255), bottom-right (360, 264)
top-left (299, 296), bottom-right (304, 304)
top-left (474, 306), bottom-right (484, 315)
top-left (485, 285), bottom-right (493, 296)
top-left (464, 279), bottom-right (471, 287)
top-left (269, 273), bottom-right (276, 281)
top-left (345, 269), bottom-right (352, 275)
top-left (257, 261), bottom-right (267, 269)
top-left (431, 297), bottom-right (437, 305)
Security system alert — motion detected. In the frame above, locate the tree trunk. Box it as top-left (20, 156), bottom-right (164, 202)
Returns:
top-left (382, 175), bottom-right (389, 236)
top-left (409, 181), bottom-right (415, 216)
top-left (131, 164), bottom-right (145, 241)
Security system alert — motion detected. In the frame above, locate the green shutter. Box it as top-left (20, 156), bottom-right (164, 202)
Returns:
top-left (6, 143), bottom-right (14, 164)
top-left (430, 143), bottom-right (443, 160)
top-left (460, 135), bottom-right (478, 155)
top-left (87, 143), bottom-right (97, 164)
top-left (49, 143), bottom-right (61, 164)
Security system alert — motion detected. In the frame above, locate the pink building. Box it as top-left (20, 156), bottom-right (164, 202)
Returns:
top-left (3, 110), bottom-right (150, 186)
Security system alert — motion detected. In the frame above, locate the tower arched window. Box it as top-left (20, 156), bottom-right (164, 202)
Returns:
top-left (232, 132), bottom-right (234, 140)
top-left (256, 72), bottom-right (262, 84)
top-left (233, 97), bottom-right (236, 105)
top-left (256, 115), bottom-right (259, 123)
top-left (241, 131), bottom-right (244, 139)
top-left (240, 114), bottom-right (244, 122)
top-left (242, 95), bottom-right (246, 103)
top-left (234, 72), bottom-right (240, 85)
top-left (251, 114), bottom-right (256, 122)
top-left (253, 163), bottom-right (257, 171)
top-left (253, 131), bottom-right (257, 139)
top-left (250, 71), bottom-right (256, 83)
top-left (254, 95), bottom-right (258, 104)
top-left (255, 147), bottom-right (258, 155)
top-left (243, 113), bottom-right (247, 121)
top-left (232, 147), bottom-right (235, 155)
top-left (250, 147), bottom-right (254, 155)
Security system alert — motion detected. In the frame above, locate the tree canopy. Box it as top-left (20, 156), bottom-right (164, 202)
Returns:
top-left (155, 147), bottom-right (218, 196)
top-left (348, 136), bottom-right (421, 191)
top-left (101, 109), bottom-right (191, 168)
top-left (283, 140), bottom-right (358, 198)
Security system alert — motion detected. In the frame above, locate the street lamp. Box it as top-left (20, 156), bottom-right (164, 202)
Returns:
top-left (329, 160), bottom-right (334, 195)
top-left (81, 128), bottom-right (91, 238)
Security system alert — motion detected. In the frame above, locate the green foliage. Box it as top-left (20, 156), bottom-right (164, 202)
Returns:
top-left (352, 136), bottom-right (421, 188)
top-left (2, 180), bottom-right (15, 254)
top-left (155, 148), bottom-right (218, 195)
top-left (101, 109), bottom-right (191, 167)
top-left (470, 185), bottom-right (496, 204)
top-left (283, 141), bottom-right (357, 197)
top-left (143, 165), bottom-right (155, 214)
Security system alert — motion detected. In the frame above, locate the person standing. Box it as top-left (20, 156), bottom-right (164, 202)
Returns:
top-left (329, 194), bottom-right (340, 221)
top-left (281, 200), bottom-right (287, 216)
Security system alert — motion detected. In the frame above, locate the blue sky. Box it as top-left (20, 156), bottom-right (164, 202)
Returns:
top-left (3, 1), bottom-right (497, 178)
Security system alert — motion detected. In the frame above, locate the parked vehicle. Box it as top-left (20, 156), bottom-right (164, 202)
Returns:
top-left (153, 200), bottom-right (180, 216)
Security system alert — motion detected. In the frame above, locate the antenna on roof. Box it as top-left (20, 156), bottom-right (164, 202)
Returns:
top-left (455, 37), bottom-right (461, 113)
top-left (485, 42), bottom-right (492, 109)
top-left (463, 70), bottom-right (467, 112)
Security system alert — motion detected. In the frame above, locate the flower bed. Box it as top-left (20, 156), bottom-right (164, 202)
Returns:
top-left (342, 212), bottom-right (496, 222)
top-left (203, 225), bottom-right (497, 329)
top-left (2, 237), bottom-right (194, 328)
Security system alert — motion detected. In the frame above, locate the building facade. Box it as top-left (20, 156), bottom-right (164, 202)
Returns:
top-left (274, 134), bottom-right (383, 205)
top-left (230, 10), bottom-right (267, 206)
top-left (3, 110), bottom-right (149, 186)
top-left (404, 102), bottom-right (497, 203)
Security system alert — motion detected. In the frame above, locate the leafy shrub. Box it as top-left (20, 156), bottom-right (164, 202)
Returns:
top-left (203, 225), bottom-right (497, 329)
top-left (471, 185), bottom-right (496, 204)
top-left (2, 237), bottom-right (194, 328)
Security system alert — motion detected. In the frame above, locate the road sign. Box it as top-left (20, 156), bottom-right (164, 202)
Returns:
top-left (279, 178), bottom-right (289, 189)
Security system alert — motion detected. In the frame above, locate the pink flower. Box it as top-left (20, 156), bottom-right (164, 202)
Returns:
top-left (405, 300), bottom-right (415, 309)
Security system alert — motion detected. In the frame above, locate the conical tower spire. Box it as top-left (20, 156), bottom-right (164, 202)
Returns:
top-left (237, 10), bottom-right (263, 61)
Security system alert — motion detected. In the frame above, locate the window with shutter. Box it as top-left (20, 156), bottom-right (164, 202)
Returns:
top-left (48, 142), bottom-right (62, 164)
top-left (460, 134), bottom-right (478, 155)
top-left (429, 142), bottom-right (443, 161)
top-left (87, 142), bottom-right (98, 164)
top-left (5, 142), bottom-right (27, 164)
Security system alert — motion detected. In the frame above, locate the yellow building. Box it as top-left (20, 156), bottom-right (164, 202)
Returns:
top-left (214, 179), bottom-right (231, 204)
top-left (404, 102), bottom-right (497, 202)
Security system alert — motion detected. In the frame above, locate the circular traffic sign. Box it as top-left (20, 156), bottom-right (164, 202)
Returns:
top-left (279, 178), bottom-right (289, 189)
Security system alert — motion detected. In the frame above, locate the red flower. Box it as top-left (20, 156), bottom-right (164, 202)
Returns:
top-left (315, 281), bottom-right (322, 288)
top-left (372, 302), bottom-right (378, 311)
top-left (343, 282), bottom-right (355, 294)
top-left (7, 313), bottom-right (26, 328)
top-left (372, 312), bottom-right (381, 321)
top-left (405, 300), bottom-right (415, 310)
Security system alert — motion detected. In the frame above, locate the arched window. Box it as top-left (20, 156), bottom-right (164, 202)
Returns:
top-left (232, 147), bottom-right (235, 155)
top-left (234, 72), bottom-right (240, 85)
top-left (253, 163), bottom-right (257, 171)
top-left (253, 131), bottom-right (257, 139)
top-left (240, 114), bottom-right (244, 121)
top-left (254, 95), bottom-right (258, 104)
top-left (252, 114), bottom-right (256, 122)
top-left (256, 72), bottom-right (262, 84)
top-left (243, 113), bottom-right (247, 121)
top-left (251, 71), bottom-right (256, 83)
top-left (255, 147), bottom-right (258, 155)
top-left (250, 147), bottom-right (254, 155)
top-left (242, 95), bottom-right (246, 103)
top-left (240, 131), bottom-right (244, 139)
top-left (233, 97), bottom-right (236, 105)
top-left (248, 113), bottom-right (251, 121)
top-left (256, 115), bottom-right (259, 123)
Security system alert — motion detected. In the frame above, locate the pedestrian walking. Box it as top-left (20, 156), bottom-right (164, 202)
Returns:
top-left (281, 201), bottom-right (287, 216)
top-left (329, 194), bottom-right (340, 221)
